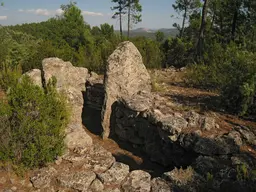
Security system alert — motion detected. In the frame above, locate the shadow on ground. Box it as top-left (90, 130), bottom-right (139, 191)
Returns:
top-left (165, 93), bottom-right (222, 112)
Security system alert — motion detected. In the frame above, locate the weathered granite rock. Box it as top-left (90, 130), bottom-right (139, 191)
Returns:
top-left (88, 179), bottom-right (104, 192)
top-left (235, 126), bottom-right (256, 145)
top-left (82, 145), bottom-right (116, 173)
top-left (42, 58), bottom-right (88, 91)
top-left (23, 69), bottom-right (42, 87)
top-left (98, 162), bottom-right (129, 186)
top-left (184, 111), bottom-right (200, 128)
top-left (163, 167), bottom-right (205, 192)
top-left (101, 41), bottom-right (151, 138)
top-left (42, 58), bottom-right (92, 151)
top-left (30, 167), bottom-right (57, 189)
top-left (151, 178), bottom-right (172, 192)
top-left (121, 170), bottom-right (151, 192)
top-left (193, 136), bottom-right (239, 155)
top-left (57, 171), bottom-right (96, 191)
top-left (201, 116), bottom-right (217, 131)
top-left (64, 128), bottom-right (93, 151)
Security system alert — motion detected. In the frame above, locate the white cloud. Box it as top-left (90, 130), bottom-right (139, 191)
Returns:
top-left (19, 8), bottom-right (56, 16)
top-left (0, 16), bottom-right (7, 20)
top-left (34, 9), bottom-right (51, 16)
top-left (55, 8), bottom-right (64, 15)
top-left (82, 11), bottom-right (103, 17)
top-left (18, 8), bottom-right (104, 17)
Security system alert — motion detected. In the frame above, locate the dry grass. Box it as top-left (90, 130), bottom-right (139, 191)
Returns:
top-left (170, 166), bottom-right (195, 185)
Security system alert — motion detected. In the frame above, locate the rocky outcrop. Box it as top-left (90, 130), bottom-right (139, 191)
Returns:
top-left (101, 41), bottom-right (151, 138)
top-left (18, 43), bottom-right (256, 192)
top-left (23, 69), bottom-right (42, 87)
top-left (41, 58), bottom-right (93, 151)
top-left (24, 58), bottom-right (94, 152)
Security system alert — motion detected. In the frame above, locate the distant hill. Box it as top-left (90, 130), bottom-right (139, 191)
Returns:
top-left (116, 28), bottom-right (179, 39)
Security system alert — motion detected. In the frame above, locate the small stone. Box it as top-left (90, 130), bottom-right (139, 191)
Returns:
top-left (20, 179), bottom-right (26, 186)
top-left (11, 186), bottom-right (17, 191)
top-left (201, 117), bottom-right (216, 131)
top-left (55, 156), bottom-right (62, 165)
top-left (0, 177), bottom-right (7, 184)
top-left (194, 130), bottom-right (202, 136)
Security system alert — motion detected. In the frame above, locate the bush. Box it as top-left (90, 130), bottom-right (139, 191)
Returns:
top-left (163, 37), bottom-right (194, 68)
top-left (221, 52), bottom-right (256, 115)
top-left (131, 37), bottom-right (164, 69)
top-left (0, 76), bottom-right (69, 168)
top-left (0, 65), bottom-right (22, 91)
top-left (186, 43), bottom-right (256, 116)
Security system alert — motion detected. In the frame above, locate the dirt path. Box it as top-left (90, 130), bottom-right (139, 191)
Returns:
top-left (83, 127), bottom-right (168, 177)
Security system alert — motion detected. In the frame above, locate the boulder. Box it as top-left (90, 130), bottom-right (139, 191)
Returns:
top-left (88, 179), bottom-right (104, 192)
top-left (121, 170), bottom-right (151, 192)
top-left (30, 167), bottom-right (57, 189)
top-left (23, 69), bottom-right (42, 87)
top-left (151, 178), bottom-right (172, 192)
top-left (98, 162), bottom-right (129, 186)
top-left (57, 171), bottom-right (96, 191)
top-left (42, 58), bottom-right (92, 151)
top-left (101, 41), bottom-right (151, 138)
top-left (82, 145), bottom-right (116, 173)
top-left (42, 58), bottom-right (88, 91)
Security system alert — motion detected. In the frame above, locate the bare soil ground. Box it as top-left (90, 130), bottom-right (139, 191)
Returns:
top-left (149, 68), bottom-right (256, 129)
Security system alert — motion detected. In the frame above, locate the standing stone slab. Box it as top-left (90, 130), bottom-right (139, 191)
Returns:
top-left (101, 41), bottom-right (151, 138)
top-left (42, 58), bottom-right (92, 151)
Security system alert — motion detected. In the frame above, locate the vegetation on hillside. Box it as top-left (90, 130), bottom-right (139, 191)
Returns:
top-left (0, 0), bottom-right (255, 122)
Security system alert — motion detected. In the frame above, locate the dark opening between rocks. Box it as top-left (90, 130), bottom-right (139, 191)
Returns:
top-left (82, 83), bottom-right (173, 177)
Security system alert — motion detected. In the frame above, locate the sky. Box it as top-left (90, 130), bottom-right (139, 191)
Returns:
top-left (0, 0), bottom-right (182, 29)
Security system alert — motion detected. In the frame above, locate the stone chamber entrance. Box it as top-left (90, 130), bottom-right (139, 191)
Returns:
top-left (81, 82), bottom-right (170, 177)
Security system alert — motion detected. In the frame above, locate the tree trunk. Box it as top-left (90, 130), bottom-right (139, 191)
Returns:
top-left (119, 10), bottom-right (123, 38)
top-left (196, 0), bottom-right (209, 60)
top-left (181, 7), bottom-right (187, 38)
top-left (128, 0), bottom-right (131, 39)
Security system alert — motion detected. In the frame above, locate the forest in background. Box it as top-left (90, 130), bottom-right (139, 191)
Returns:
top-left (0, 0), bottom-right (256, 117)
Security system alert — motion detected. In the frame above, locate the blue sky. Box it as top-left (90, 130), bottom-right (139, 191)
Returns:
top-left (0, 0), bottom-right (182, 29)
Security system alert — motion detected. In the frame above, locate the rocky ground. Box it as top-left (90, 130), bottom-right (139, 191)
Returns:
top-left (0, 42), bottom-right (256, 192)
top-left (1, 67), bottom-right (256, 192)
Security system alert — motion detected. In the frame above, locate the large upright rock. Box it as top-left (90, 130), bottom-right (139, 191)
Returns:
top-left (42, 58), bottom-right (92, 151)
top-left (101, 41), bottom-right (151, 138)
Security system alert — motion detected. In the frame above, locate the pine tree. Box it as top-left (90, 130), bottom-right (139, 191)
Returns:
top-left (111, 0), bottom-right (127, 38)
top-left (127, 0), bottom-right (142, 38)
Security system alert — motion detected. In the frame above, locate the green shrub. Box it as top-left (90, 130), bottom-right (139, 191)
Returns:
top-left (186, 43), bottom-right (256, 116)
top-left (0, 65), bottom-right (22, 91)
top-left (163, 37), bottom-right (194, 68)
top-left (0, 76), bottom-right (69, 168)
top-left (221, 52), bottom-right (256, 115)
